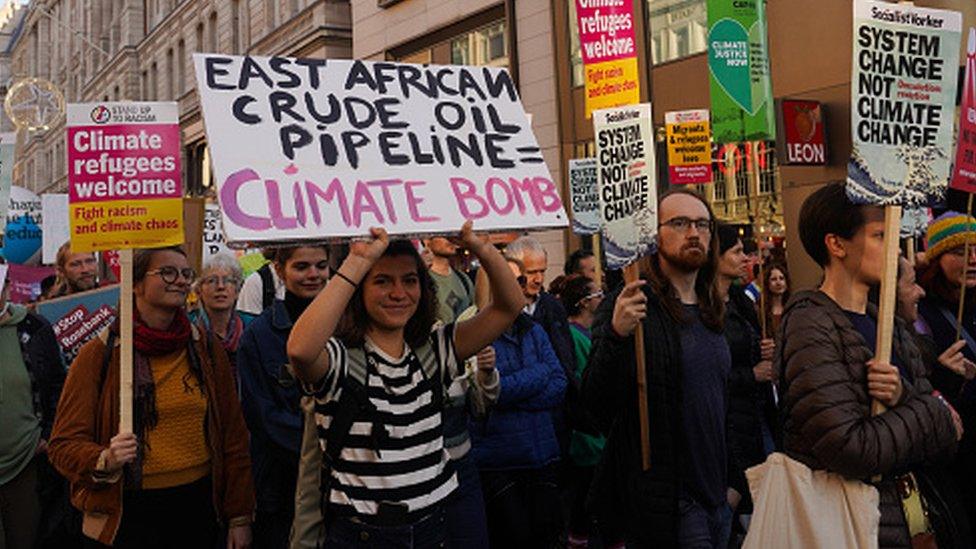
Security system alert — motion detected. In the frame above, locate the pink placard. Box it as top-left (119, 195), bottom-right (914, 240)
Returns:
top-left (67, 123), bottom-right (182, 203)
top-left (952, 29), bottom-right (976, 194)
top-left (669, 165), bottom-right (713, 186)
top-left (575, 0), bottom-right (638, 65)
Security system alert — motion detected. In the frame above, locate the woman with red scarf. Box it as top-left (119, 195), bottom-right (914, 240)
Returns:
top-left (191, 253), bottom-right (251, 385)
top-left (48, 246), bottom-right (255, 548)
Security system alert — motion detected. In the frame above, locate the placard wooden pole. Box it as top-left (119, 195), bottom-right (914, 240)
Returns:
top-left (623, 262), bottom-right (650, 470)
top-left (873, 206), bottom-right (902, 420)
top-left (906, 237), bottom-right (916, 267)
top-left (956, 193), bottom-right (974, 343)
top-left (757, 239), bottom-right (767, 339)
top-left (750, 141), bottom-right (768, 339)
top-left (118, 248), bottom-right (134, 433)
top-left (592, 233), bottom-right (604, 289)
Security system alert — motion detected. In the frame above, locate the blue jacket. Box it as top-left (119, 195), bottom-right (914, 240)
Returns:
top-left (236, 300), bottom-right (302, 512)
top-left (470, 315), bottom-right (566, 470)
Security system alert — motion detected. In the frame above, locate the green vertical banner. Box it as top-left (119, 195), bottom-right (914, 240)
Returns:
top-left (707, 0), bottom-right (775, 144)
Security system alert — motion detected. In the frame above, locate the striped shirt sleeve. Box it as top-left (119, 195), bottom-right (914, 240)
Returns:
top-left (300, 337), bottom-right (347, 402)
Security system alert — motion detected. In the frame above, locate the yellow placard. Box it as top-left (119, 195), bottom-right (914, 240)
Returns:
top-left (69, 197), bottom-right (184, 252)
top-left (666, 122), bottom-right (712, 166)
top-left (583, 57), bottom-right (640, 118)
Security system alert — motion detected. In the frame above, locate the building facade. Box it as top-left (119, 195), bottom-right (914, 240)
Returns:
top-left (8, 0), bottom-right (351, 196)
top-left (10, 0), bottom-right (976, 287)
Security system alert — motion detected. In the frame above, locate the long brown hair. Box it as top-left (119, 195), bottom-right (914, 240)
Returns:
top-left (335, 240), bottom-right (439, 350)
top-left (642, 187), bottom-right (724, 331)
top-left (762, 262), bottom-right (791, 328)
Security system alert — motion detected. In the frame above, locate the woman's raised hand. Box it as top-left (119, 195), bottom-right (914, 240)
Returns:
top-left (349, 227), bottom-right (389, 264)
top-left (453, 220), bottom-right (485, 252)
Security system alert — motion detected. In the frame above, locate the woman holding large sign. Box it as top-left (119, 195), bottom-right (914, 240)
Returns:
top-left (48, 246), bottom-right (255, 548)
top-left (287, 221), bottom-right (523, 547)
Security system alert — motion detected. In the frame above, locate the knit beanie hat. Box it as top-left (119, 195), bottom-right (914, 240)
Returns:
top-left (925, 211), bottom-right (976, 262)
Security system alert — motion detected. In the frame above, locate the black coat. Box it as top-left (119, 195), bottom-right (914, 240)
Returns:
top-left (724, 286), bottom-right (778, 510)
top-left (582, 285), bottom-right (740, 546)
top-left (17, 310), bottom-right (66, 439)
top-left (916, 294), bottom-right (976, 544)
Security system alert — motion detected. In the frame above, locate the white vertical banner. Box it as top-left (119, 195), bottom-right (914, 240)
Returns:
top-left (0, 132), bottom-right (16, 234)
top-left (42, 194), bottom-right (70, 264)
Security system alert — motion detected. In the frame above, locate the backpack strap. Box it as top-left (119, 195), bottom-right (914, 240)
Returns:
top-left (415, 340), bottom-right (444, 408)
top-left (318, 346), bottom-right (371, 516)
top-left (317, 339), bottom-right (447, 519)
top-left (258, 263), bottom-right (276, 311)
top-left (452, 267), bottom-right (474, 301)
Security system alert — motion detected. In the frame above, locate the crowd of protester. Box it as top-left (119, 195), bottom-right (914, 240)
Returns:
top-left (7, 186), bottom-right (976, 548)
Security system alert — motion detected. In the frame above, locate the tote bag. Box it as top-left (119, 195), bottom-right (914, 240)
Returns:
top-left (743, 452), bottom-right (880, 549)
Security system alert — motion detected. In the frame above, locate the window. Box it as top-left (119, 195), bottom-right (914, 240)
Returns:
top-left (209, 12), bottom-right (218, 52)
top-left (177, 40), bottom-right (186, 94)
top-left (674, 26), bottom-right (689, 59)
top-left (713, 172), bottom-right (727, 201)
top-left (399, 49), bottom-right (432, 64)
top-left (450, 21), bottom-right (508, 67)
top-left (196, 22), bottom-right (205, 53)
top-left (166, 49), bottom-right (174, 100)
top-left (150, 61), bottom-right (158, 101)
top-left (734, 166), bottom-right (749, 198)
top-left (647, 0), bottom-right (706, 65)
top-left (232, 0), bottom-right (241, 53)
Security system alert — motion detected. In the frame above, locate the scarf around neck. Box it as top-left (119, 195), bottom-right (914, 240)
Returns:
top-left (111, 306), bottom-right (194, 488)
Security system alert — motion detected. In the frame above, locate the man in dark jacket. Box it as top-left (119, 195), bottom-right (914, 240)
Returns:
top-left (781, 182), bottom-right (960, 549)
top-left (583, 188), bottom-right (739, 548)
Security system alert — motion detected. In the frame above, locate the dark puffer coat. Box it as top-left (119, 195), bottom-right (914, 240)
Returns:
top-left (724, 286), bottom-right (778, 511)
top-left (778, 290), bottom-right (957, 549)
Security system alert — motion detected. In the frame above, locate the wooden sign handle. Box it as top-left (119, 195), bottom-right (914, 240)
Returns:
top-left (872, 207), bottom-right (902, 415)
top-left (592, 233), bottom-right (604, 290)
top-left (956, 193), bottom-right (974, 343)
top-left (623, 262), bottom-right (651, 470)
top-left (871, 206), bottom-right (901, 480)
top-left (757, 243), bottom-right (767, 340)
top-left (119, 248), bottom-right (134, 433)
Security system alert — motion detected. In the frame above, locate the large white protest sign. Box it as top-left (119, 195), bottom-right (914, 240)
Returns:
top-left (594, 104), bottom-right (657, 269)
top-left (193, 54), bottom-right (568, 245)
top-left (847, 1), bottom-right (961, 206)
top-left (42, 194), bottom-right (70, 264)
top-left (569, 158), bottom-right (600, 234)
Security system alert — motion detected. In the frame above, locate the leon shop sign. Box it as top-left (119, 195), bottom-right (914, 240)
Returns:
top-left (574, 0), bottom-right (640, 118)
top-left (193, 54), bottom-right (567, 245)
top-left (66, 102), bottom-right (184, 252)
top-left (777, 99), bottom-right (827, 166)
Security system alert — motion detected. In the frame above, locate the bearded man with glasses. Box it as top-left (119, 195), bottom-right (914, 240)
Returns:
top-left (582, 187), bottom-right (739, 548)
